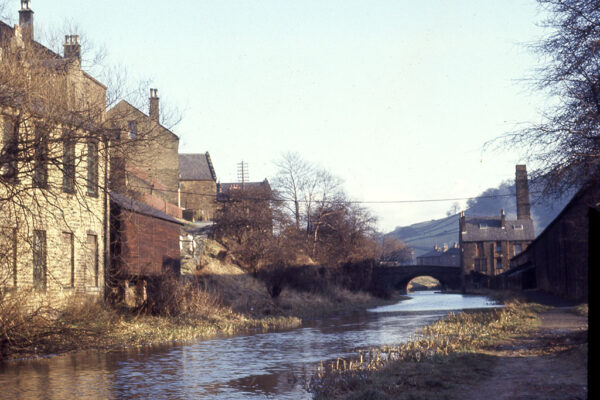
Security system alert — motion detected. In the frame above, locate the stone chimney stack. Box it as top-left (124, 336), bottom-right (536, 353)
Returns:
top-left (149, 88), bottom-right (159, 122)
top-left (515, 165), bottom-right (531, 220)
top-left (63, 35), bottom-right (81, 62)
top-left (19, 0), bottom-right (34, 42)
top-left (501, 208), bottom-right (506, 228)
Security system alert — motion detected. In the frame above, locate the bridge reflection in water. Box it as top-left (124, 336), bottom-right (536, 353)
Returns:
top-left (372, 264), bottom-right (462, 293)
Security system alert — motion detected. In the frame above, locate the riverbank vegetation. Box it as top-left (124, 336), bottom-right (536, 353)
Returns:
top-left (0, 237), bottom-right (395, 362)
top-left (310, 300), bottom-right (587, 399)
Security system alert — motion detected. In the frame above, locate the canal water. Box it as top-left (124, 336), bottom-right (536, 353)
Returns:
top-left (0, 291), bottom-right (499, 399)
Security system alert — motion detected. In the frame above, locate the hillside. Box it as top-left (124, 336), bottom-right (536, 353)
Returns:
top-left (388, 181), bottom-right (574, 258)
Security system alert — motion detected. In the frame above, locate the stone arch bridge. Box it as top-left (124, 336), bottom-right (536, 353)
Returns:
top-left (372, 264), bottom-right (462, 294)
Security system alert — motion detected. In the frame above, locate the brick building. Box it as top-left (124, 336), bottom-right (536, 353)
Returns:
top-left (109, 193), bottom-right (183, 305)
top-left (178, 152), bottom-right (218, 221)
top-left (217, 180), bottom-right (272, 201)
top-left (460, 165), bottom-right (535, 287)
top-left (1, 2), bottom-right (108, 299)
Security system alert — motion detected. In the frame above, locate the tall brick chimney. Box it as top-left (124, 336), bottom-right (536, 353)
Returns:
top-left (19, 0), bottom-right (34, 42)
top-left (149, 88), bottom-right (159, 122)
top-left (63, 35), bottom-right (81, 62)
top-left (515, 165), bottom-right (531, 220)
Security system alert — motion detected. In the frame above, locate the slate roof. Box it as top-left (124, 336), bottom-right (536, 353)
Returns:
top-left (461, 216), bottom-right (534, 242)
top-left (178, 153), bottom-right (217, 181)
top-left (110, 192), bottom-right (183, 225)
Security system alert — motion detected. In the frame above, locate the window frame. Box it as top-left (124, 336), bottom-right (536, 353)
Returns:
top-left (33, 230), bottom-right (47, 290)
top-left (87, 139), bottom-right (99, 197)
top-left (62, 132), bottom-right (76, 194)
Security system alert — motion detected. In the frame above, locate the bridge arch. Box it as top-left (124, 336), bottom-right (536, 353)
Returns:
top-left (405, 275), bottom-right (441, 292)
top-left (372, 265), bottom-right (462, 295)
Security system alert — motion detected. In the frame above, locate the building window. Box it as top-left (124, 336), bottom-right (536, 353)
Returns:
top-left (1, 117), bottom-right (18, 182)
top-left (1, 227), bottom-right (18, 287)
top-left (128, 121), bottom-right (138, 139)
top-left (85, 234), bottom-right (98, 287)
top-left (33, 230), bottom-right (47, 290)
top-left (479, 223), bottom-right (488, 229)
top-left (33, 124), bottom-right (49, 188)
top-left (62, 134), bottom-right (76, 193)
top-left (475, 258), bottom-right (487, 273)
top-left (496, 257), bottom-right (503, 270)
top-left (495, 241), bottom-right (502, 253)
top-left (513, 224), bottom-right (524, 230)
top-left (87, 140), bottom-right (98, 197)
top-left (514, 243), bottom-right (523, 255)
top-left (476, 242), bottom-right (484, 257)
top-left (62, 232), bottom-right (75, 288)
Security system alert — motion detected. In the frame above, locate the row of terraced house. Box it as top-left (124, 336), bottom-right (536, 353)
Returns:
top-left (0, 2), bottom-right (269, 306)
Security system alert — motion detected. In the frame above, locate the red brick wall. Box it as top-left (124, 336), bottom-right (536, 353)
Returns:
top-left (140, 193), bottom-right (183, 219)
top-left (116, 210), bottom-right (181, 276)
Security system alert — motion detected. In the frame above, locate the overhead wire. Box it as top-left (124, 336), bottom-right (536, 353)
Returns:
top-left (123, 183), bottom-right (533, 205)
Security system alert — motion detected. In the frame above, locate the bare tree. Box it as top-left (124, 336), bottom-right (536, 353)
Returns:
top-left (379, 236), bottom-right (413, 264)
top-left (272, 152), bottom-right (313, 230)
top-left (307, 169), bottom-right (344, 257)
top-left (309, 199), bottom-right (378, 265)
top-left (492, 0), bottom-right (600, 195)
top-left (213, 185), bottom-right (283, 273)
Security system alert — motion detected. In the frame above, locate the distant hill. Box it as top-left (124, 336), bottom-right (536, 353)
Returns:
top-left (387, 214), bottom-right (460, 258)
top-left (387, 181), bottom-right (574, 258)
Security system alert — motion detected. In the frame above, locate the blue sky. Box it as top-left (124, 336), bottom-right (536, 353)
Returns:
top-left (6, 0), bottom-right (549, 231)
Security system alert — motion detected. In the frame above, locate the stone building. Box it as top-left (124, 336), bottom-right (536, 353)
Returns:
top-left (459, 165), bottom-right (535, 286)
top-left (417, 243), bottom-right (460, 266)
top-left (106, 90), bottom-right (184, 305)
top-left (502, 182), bottom-right (598, 302)
top-left (1, 2), bottom-right (108, 299)
top-left (107, 90), bottom-right (180, 208)
top-left (178, 152), bottom-right (218, 221)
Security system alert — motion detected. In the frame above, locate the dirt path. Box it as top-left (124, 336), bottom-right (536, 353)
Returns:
top-left (463, 308), bottom-right (588, 400)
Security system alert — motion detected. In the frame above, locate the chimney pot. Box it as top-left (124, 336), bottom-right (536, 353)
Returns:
top-left (64, 34), bottom-right (81, 62)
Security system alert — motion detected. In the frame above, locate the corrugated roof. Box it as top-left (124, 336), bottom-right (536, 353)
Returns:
top-left (178, 153), bottom-right (217, 181)
top-left (462, 216), bottom-right (534, 242)
top-left (110, 192), bottom-right (183, 225)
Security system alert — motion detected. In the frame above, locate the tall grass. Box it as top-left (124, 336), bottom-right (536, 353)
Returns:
top-left (0, 290), bottom-right (114, 361)
top-left (310, 301), bottom-right (539, 397)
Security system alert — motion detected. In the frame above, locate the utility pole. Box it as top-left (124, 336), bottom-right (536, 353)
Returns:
top-left (237, 160), bottom-right (249, 190)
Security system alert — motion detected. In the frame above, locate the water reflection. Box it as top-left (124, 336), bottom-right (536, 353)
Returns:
top-left (0, 291), bottom-right (498, 399)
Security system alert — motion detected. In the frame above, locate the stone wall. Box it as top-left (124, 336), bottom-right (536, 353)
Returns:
top-left (462, 240), bottom-right (531, 277)
top-left (1, 121), bottom-right (107, 298)
top-left (180, 180), bottom-right (218, 221)
top-left (107, 101), bottom-right (180, 206)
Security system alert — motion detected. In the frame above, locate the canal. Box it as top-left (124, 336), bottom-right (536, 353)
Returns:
top-left (0, 291), bottom-right (499, 399)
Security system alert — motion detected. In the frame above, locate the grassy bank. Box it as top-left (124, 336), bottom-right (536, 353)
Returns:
top-left (1, 289), bottom-right (395, 362)
top-left (1, 240), bottom-right (398, 361)
top-left (310, 301), bottom-right (552, 399)
top-left (0, 291), bottom-right (302, 362)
